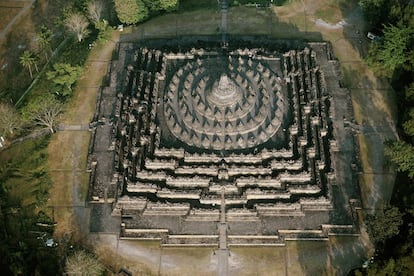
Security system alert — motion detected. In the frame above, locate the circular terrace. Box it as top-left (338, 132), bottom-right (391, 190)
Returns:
top-left (163, 55), bottom-right (288, 150)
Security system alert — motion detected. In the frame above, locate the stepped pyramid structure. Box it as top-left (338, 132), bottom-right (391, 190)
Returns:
top-left (88, 38), bottom-right (361, 246)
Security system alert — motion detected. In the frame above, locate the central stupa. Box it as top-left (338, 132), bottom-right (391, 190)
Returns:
top-left (207, 74), bottom-right (242, 106)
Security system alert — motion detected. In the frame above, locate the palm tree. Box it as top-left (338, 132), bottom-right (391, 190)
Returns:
top-left (37, 26), bottom-right (52, 62)
top-left (19, 50), bottom-right (36, 78)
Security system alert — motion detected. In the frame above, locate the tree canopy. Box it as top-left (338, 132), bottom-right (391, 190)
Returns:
top-left (360, 1), bottom-right (414, 273)
top-left (19, 50), bottom-right (38, 79)
top-left (143, 0), bottom-right (178, 12)
top-left (21, 95), bottom-right (64, 133)
top-left (113, 0), bottom-right (149, 25)
top-left (37, 25), bottom-right (53, 62)
top-left (366, 24), bottom-right (413, 77)
top-left (64, 13), bottom-right (91, 42)
top-left (0, 103), bottom-right (21, 138)
top-left (46, 63), bottom-right (82, 97)
top-left (113, 0), bottom-right (179, 25)
top-left (359, 0), bottom-right (390, 27)
top-left (365, 206), bottom-right (403, 245)
top-left (385, 141), bottom-right (414, 178)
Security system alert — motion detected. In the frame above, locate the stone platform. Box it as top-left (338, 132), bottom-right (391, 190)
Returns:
top-left (87, 37), bottom-right (361, 245)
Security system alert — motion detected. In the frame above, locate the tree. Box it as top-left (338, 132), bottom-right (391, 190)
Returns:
top-left (87, 0), bottom-right (111, 42)
top-left (114, 0), bottom-right (149, 25)
top-left (64, 13), bottom-right (90, 42)
top-left (65, 250), bottom-right (104, 276)
top-left (21, 95), bottom-right (63, 133)
top-left (19, 51), bottom-right (38, 79)
top-left (87, 0), bottom-right (104, 22)
top-left (46, 63), bottom-right (82, 97)
top-left (405, 82), bottom-right (414, 102)
top-left (385, 140), bottom-right (414, 178)
top-left (95, 19), bottom-right (111, 41)
top-left (359, 0), bottom-right (391, 27)
top-left (365, 206), bottom-right (403, 245)
top-left (356, 257), bottom-right (410, 276)
top-left (37, 25), bottom-right (53, 62)
top-left (403, 108), bottom-right (414, 137)
top-left (143, 0), bottom-right (178, 12)
top-left (159, 0), bottom-right (178, 11)
top-left (0, 103), bottom-right (21, 138)
top-left (367, 24), bottom-right (413, 77)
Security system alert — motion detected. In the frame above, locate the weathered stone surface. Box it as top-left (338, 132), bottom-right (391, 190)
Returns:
top-left (88, 38), bottom-right (361, 243)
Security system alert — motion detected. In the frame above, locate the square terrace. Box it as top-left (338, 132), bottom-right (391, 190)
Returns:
top-left (87, 37), bottom-right (361, 246)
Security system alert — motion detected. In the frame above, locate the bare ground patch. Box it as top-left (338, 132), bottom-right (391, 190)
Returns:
top-left (0, 1), bottom-right (25, 31)
top-left (229, 246), bottom-right (286, 275)
top-left (285, 240), bottom-right (330, 275)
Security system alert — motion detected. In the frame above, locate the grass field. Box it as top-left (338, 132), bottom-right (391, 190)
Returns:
top-left (313, 0), bottom-right (356, 24)
top-left (0, 136), bottom-right (51, 210)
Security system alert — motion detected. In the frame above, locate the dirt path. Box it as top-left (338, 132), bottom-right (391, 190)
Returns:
top-left (47, 32), bottom-right (120, 242)
top-left (0, 0), bottom-right (35, 42)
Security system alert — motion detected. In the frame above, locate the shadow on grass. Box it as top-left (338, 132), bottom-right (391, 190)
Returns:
top-left (121, 5), bottom-right (322, 42)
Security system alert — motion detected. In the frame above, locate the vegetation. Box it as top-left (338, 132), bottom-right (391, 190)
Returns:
top-left (113, 0), bottom-right (149, 24)
top-left (365, 206), bottom-right (404, 245)
top-left (0, 0), bottom-right (102, 273)
top-left (64, 12), bottom-right (91, 43)
top-left (113, 0), bottom-right (182, 25)
top-left (87, 0), bottom-right (112, 42)
top-left (385, 141), bottom-right (414, 178)
top-left (21, 95), bottom-right (64, 133)
top-left (65, 250), bottom-right (105, 275)
top-left (37, 26), bottom-right (53, 62)
top-left (358, 0), bottom-right (414, 274)
top-left (0, 103), bottom-right (22, 138)
top-left (143, 0), bottom-right (179, 12)
top-left (46, 63), bottom-right (83, 98)
top-left (0, 137), bottom-right (61, 275)
top-left (366, 24), bottom-right (413, 77)
top-left (19, 50), bottom-right (38, 79)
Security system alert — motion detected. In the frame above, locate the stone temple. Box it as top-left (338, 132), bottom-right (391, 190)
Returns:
top-left (88, 37), bottom-right (361, 246)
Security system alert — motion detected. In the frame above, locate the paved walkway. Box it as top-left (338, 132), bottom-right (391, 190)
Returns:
top-left (58, 124), bottom-right (90, 131)
top-left (219, 0), bottom-right (228, 46)
top-left (217, 187), bottom-right (228, 276)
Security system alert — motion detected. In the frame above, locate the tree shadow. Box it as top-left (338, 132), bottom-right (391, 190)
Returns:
top-left (338, 0), bottom-right (370, 58)
top-left (121, 4), bottom-right (322, 42)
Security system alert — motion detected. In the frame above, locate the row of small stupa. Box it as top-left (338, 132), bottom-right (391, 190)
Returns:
top-left (163, 56), bottom-right (288, 150)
